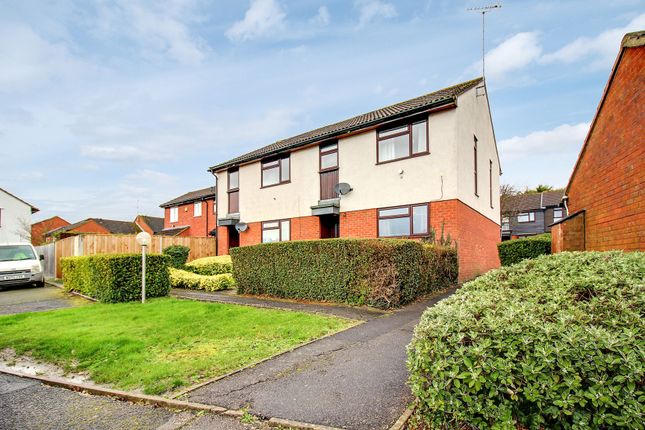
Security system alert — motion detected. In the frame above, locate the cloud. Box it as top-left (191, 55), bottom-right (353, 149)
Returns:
top-left (311, 6), bottom-right (331, 26)
top-left (499, 123), bottom-right (590, 162)
top-left (471, 32), bottom-right (542, 80)
top-left (355, 0), bottom-right (397, 28)
top-left (80, 145), bottom-right (171, 161)
top-left (226, 0), bottom-right (286, 42)
top-left (541, 13), bottom-right (645, 67)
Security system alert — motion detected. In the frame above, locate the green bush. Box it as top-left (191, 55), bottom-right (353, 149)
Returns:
top-left (497, 233), bottom-right (551, 266)
top-left (162, 245), bottom-right (190, 268)
top-left (231, 239), bottom-right (457, 309)
top-left (407, 251), bottom-right (645, 429)
top-left (169, 267), bottom-right (235, 291)
top-left (184, 255), bottom-right (232, 275)
top-left (61, 253), bottom-right (171, 303)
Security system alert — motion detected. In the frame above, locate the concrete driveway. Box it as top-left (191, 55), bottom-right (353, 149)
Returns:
top-left (0, 285), bottom-right (88, 315)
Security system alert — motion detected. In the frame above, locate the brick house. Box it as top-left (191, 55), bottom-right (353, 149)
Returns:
top-left (501, 190), bottom-right (565, 240)
top-left (159, 187), bottom-right (217, 238)
top-left (552, 31), bottom-right (644, 252)
top-left (31, 216), bottom-right (70, 245)
top-left (210, 78), bottom-right (501, 281)
top-left (45, 218), bottom-right (140, 240)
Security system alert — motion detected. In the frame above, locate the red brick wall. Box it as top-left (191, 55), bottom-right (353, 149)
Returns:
top-left (31, 216), bottom-right (70, 245)
top-left (340, 208), bottom-right (377, 238)
top-left (562, 44), bottom-right (645, 251)
top-left (217, 226), bottom-right (229, 256)
top-left (69, 220), bottom-right (110, 235)
top-left (552, 212), bottom-right (586, 253)
top-left (164, 199), bottom-right (217, 237)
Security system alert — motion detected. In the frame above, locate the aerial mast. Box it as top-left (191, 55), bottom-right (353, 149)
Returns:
top-left (467, 4), bottom-right (502, 79)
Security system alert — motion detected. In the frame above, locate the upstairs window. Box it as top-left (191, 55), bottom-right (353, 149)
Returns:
top-left (194, 201), bottom-right (202, 217)
top-left (501, 216), bottom-right (510, 231)
top-left (228, 169), bottom-right (239, 191)
top-left (320, 143), bottom-right (338, 171)
top-left (377, 119), bottom-right (428, 163)
top-left (262, 219), bottom-right (290, 243)
top-left (517, 212), bottom-right (535, 223)
top-left (377, 204), bottom-right (428, 237)
top-left (228, 169), bottom-right (239, 214)
top-left (474, 136), bottom-right (479, 196)
top-left (213, 199), bottom-right (217, 214)
top-left (553, 208), bottom-right (564, 222)
top-left (262, 155), bottom-right (290, 187)
top-left (489, 160), bottom-right (493, 208)
top-left (169, 207), bottom-right (178, 223)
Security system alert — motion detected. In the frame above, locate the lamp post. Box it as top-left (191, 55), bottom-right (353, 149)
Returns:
top-left (136, 232), bottom-right (152, 304)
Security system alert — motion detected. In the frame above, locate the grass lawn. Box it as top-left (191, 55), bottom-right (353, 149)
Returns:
top-left (0, 298), bottom-right (355, 395)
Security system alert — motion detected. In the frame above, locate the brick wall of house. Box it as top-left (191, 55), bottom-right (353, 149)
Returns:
top-left (552, 212), bottom-right (586, 252)
top-left (164, 199), bottom-right (217, 237)
top-left (217, 226), bottom-right (229, 256)
top-left (31, 216), bottom-right (70, 245)
top-left (69, 220), bottom-right (110, 235)
top-left (340, 208), bottom-right (378, 238)
top-left (558, 43), bottom-right (644, 251)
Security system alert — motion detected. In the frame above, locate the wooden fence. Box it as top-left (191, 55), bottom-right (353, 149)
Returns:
top-left (47, 234), bottom-right (217, 278)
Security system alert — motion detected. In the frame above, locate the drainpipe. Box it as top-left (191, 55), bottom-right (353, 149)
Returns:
top-left (562, 195), bottom-right (569, 216)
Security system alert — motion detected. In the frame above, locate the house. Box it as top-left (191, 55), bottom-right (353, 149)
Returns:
top-left (501, 190), bottom-right (565, 240)
top-left (45, 218), bottom-right (140, 240)
top-left (159, 187), bottom-right (217, 237)
top-left (210, 78), bottom-right (501, 281)
top-left (0, 187), bottom-right (39, 243)
top-left (31, 216), bottom-right (70, 245)
top-left (552, 31), bottom-right (644, 252)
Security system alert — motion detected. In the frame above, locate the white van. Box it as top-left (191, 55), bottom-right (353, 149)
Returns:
top-left (0, 243), bottom-right (45, 289)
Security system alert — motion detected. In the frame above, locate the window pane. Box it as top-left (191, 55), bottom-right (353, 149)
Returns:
top-left (262, 228), bottom-right (280, 243)
top-left (228, 171), bottom-right (239, 189)
top-left (412, 121), bottom-right (427, 154)
top-left (412, 205), bottom-right (428, 234)
top-left (194, 202), bottom-right (202, 216)
top-left (263, 159), bottom-right (279, 167)
top-left (280, 220), bottom-right (290, 241)
top-left (378, 125), bottom-right (408, 138)
top-left (379, 207), bottom-right (409, 217)
top-left (263, 221), bottom-right (279, 229)
top-left (379, 217), bottom-right (410, 237)
top-left (378, 134), bottom-right (409, 162)
top-left (263, 166), bottom-right (280, 186)
top-left (321, 152), bottom-right (338, 169)
top-left (280, 157), bottom-right (290, 181)
top-left (321, 143), bottom-right (337, 152)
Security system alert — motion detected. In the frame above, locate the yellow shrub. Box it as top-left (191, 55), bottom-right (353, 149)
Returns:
top-left (169, 267), bottom-right (235, 291)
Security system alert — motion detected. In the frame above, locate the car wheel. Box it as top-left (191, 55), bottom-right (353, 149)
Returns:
top-left (36, 281), bottom-right (45, 288)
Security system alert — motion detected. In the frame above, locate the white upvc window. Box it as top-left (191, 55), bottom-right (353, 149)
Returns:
top-left (213, 199), bottom-right (217, 214)
top-left (262, 219), bottom-right (290, 243)
top-left (553, 208), bottom-right (564, 222)
top-left (169, 207), bottom-right (179, 223)
top-left (194, 201), bottom-right (202, 217)
top-left (517, 212), bottom-right (535, 223)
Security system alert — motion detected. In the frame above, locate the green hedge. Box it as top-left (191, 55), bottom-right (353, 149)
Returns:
top-left (61, 253), bottom-right (171, 303)
top-left (184, 255), bottom-right (232, 275)
top-left (408, 251), bottom-right (645, 429)
top-left (497, 233), bottom-right (551, 266)
top-left (231, 239), bottom-right (457, 309)
top-left (169, 268), bottom-right (235, 291)
top-left (163, 245), bottom-right (190, 268)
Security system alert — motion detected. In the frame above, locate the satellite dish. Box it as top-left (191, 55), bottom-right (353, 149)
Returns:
top-left (334, 183), bottom-right (353, 196)
top-left (235, 222), bottom-right (248, 233)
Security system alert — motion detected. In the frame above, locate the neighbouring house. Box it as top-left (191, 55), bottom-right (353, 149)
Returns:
top-left (45, 218), bottom-right (140, 240)
top-left (159, 187), bottom-right (217, 238)
top-left (210, 78), bottom-right (501, 281)
top-left (31, 216), bottom-right (70, 245)
top-left (0, 187), bottom-right (39, 243)
top-left (501, 190), bottom-right (565, 241)
top-left (552, 31), bottom-right (645, 252)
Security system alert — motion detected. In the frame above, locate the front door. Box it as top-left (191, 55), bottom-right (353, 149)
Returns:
top-left (320, 215), bottom-right (339, 239)
top-left (228, 226), bottom-right (240, 250)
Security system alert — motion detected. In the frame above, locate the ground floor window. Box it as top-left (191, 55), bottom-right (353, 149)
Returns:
top-left (377, 204), bottom-right (428, 237)
top-left (262, 219), bottom-right (290, 243)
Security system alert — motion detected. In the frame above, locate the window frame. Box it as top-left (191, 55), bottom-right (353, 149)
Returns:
top-left (377, 203), bottom-right (429, 238)
top-left (501, 216), bottom-right (510, 231)
top-left (376, 119), bottom-right (429, 164)
top-left (261, 219), bottom-right (291, 243)
top-left (319, 142), bottom-right (339, 173)
top-left (553, 208), bottom-right (564, 222)
top-left (227, 168), bottom-right (239, 214)
top-left (474, 135), bottom-right (479, 197)
top-left (489, 159), bottom-right (493, 208)
top-left (261, 155), bottom-right (290, 188)
top-left (194, 201), bottom-right (202, 217)
top-left (213, 199), bottom-right (217, 214)
top-left (169, 206), bottom-right (179, 223)
top-left (517, 212), bottom-right (535, 223)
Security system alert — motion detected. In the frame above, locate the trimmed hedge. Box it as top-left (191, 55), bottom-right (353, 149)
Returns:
top-left (163, 245), bottom-right (190, 268)
top-left (61, 253), bottom-right (171, 302)
top-left (408, 251), bottom-right (645, 429)
top-left (497, 233), bottom-right (551, 266)
top-left (169, 268), bottom-right (235, 291)
top-left (231, 239), bottom-right (457, 309)
top-left (184, 255), bottom-right (232, 275)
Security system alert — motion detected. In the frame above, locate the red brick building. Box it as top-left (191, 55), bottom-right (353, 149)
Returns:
top-left (552, 31), bottom-right (644, 252)
top-left (31, 216), bottom-right (70, 245)
top-left (45, 218), bottom-right (140, 240)
top-left (159, 187), bottom-right (217, 238)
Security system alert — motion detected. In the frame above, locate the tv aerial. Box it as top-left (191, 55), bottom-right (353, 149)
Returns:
top-left (467, 4), bottom-right (502, 79)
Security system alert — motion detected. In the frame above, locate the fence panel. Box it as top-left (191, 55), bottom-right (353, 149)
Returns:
top-left (35, 243), bottom-right (56, 278)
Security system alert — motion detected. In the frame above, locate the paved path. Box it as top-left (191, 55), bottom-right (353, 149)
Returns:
top-left (0, 373), bottom-right (270, 430)
top-left (0, 285), bottom-right (88, 315)
top-left (185, 288), bottom-right (456, 430)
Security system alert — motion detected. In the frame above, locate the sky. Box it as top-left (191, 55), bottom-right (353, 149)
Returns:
top-left (1, 0), bottom-right (643, 223)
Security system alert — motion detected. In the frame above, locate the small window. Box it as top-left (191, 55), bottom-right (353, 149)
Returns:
top-left (377, 119), bottom-right (428, 163)
top-left (473, 136), bottom-right (478, 197)
top-left (262, 156), bottom-right (290, 187)
top-left (228, 169), bottom-right (239, 191)
top-left (378, 204), bottom-right (428, 237)
top-left (194, 201), bottom-right (202, 217)
top-left (517, 212), bottom-right (535, 223)
top-left (553, 208), bottom-right (564, 222)
top-left (501, 216), bottom-right (510, 231)
top-left (213, 199), bottom-right (217, 214)
top-left (489, 160), bottom-right (493, 208)
top-left (169, 207), bottom-right (179, 223)
top-left (320, 143), bottom-right (338, 171)
top-left (262, 219), bottom-right (290, 243)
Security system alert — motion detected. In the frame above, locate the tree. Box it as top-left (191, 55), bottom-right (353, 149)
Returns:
top-left (14, 217), bottom-right (32, 243)
top-left (528, 184), bottom-right (554, 193)
top-left (500, 184), bottom-right (520, 216)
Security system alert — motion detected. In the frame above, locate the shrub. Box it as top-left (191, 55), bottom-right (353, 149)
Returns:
top-left (407, 251), bottom-right (645, 429)
top-left (61, 253), bottom-right (171, 303)
top-left (169, 268), bottom-right (235, 291)
top-left (184, 255), bottom-right (232, 275)
top-left (497, 233), bottom-right (551, 266)
top-left (231, 239), bottom-right (457, 309)
top-left (163, 245), bottom-right (190, 268)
